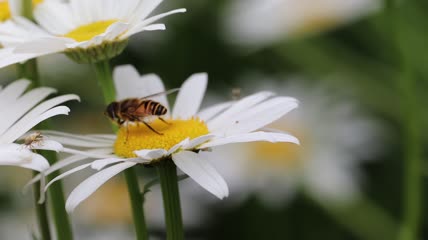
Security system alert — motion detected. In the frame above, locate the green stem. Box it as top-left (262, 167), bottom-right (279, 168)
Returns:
top-left (18, 1), bottom-right (73, 240)
top-left (16, 59), bottom-right (39, 85)
top-left (124, 167), bottom-right (149, 240)
top-left (33, 171), bottom-right (51, 240)
top-left (21, 0), bottom-right (34, 20)
top-left (93, 60), bottom-right (149, 240)
top-left (157, 160), bottom-right (184, 240)
top-left (44, 151), bottom-right (74, 240)
top-left (17, 61), bottom-right (73, 240)
top-left (93, 60), bottom-right (116, 104)
top-left (386, 1), bottom-right (422, 239)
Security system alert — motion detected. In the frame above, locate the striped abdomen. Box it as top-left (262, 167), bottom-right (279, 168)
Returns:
top-left (138, 100), bottom-right (167, 116)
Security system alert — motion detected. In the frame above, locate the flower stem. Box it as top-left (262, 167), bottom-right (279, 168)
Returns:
top-left (17, 61), bottom-right (74, 240)
top-left (93, 60), bottom-right (149, 240)
top-left (18, 2), bottom-right (74, 240)
top-left (93, 60), bottom-right (116, 104)
top-left (16, 59), bottom-right (39, 85)
top-left (21, 0), bottom-right (34, 20)
top-left (44, 151), bottom-right (74, 240)
top-left (33, 171), bottom-right (51, 240)
top-left (124, 167), bottom-right (149, 240)
top-left (386, 1), bottom-right (423, 239)
top-left (157, 160), bottom-right (184, 240)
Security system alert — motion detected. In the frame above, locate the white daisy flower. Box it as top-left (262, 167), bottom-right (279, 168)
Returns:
top-left (35, 65), bottom-right (299, 212)
top-left (0, 79), bottom-right (79, 172)
top-left (211, 79), bottom-right (382, 206)
top-left (0, 0), bottom-right (186, 66)
top-left (222, 0), bottom-right (382, 47)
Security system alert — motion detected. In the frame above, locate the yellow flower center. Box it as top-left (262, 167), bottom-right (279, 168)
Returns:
top-left (114, 118), bottom-right (210, 158)
top-left (63, 19), bottom-right (117, 42)
top-left (0, 0), bottom-right (43, 22)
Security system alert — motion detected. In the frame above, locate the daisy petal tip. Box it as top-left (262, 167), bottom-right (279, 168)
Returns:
top-left (194, 72), bottom-right (208, 80)
top-left (74, 96), bottom-right (81, 102)
top-left (37, 194), bottom-right (46, 204)
top-left (65, 202), bottom-right (75, 214)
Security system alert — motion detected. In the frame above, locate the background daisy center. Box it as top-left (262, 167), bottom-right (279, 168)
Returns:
top-left (0, 0), bottom-right (43, 22)
top-left (0, 1), bottom-right (11, 22)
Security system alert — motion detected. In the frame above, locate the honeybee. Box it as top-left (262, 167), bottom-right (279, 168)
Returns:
top-left (23, 131), bottom-right (44, 149)
top-left (104, 88), bottom-right (180, 135)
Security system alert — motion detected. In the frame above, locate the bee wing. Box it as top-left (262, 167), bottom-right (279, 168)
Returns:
top-left (140, 88), bottom-right (180, 100)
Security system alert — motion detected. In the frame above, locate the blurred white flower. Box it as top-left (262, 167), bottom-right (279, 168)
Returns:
top-left (31, 65), bottom-right (299, 212)
top-left (0, 79), bottom-right (78, 172)
top-left (0, 0), bottom-right (186, 65)
top-left (222, 0), bottom-right (382, 47)
top-left (211, 79), bottom-right (383, 206)
top-left (0, 0), bottom-right (43, 22)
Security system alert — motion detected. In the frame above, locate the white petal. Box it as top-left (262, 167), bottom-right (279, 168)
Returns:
top-left (91, 158), bottom-right (125, 171)
top-left (208, 91), bottom-right (275, 130)
top-left (131, 0), bottom-right (162, 22)
top-left (34, 0), bottom-right (75, 35)
top-left (134, 149), bottom-right (168, 161)
top-left (23, 148), bottom-right (113, 192)
top-left (46, 135), bottom-right (113, 148)
top-left (183, 134), bottom-right (216, 149)
top-left (41, 130), bottom-right (114, 144)
top-left (20, 153), bottom-right (50, 172)
top-left (0, 106), bottom-right (71, 144)
top-left (0, 79), bottom-right (30, 108)
top-left (211, 97), bottom-right (298, 136)
top-left (114, 64), bottom-right (140, 99)
top-left (172, 151), bottom-right (228, 199)
top-left (197, 101), bottom-right (234, 122)
top-left (113, 65), bottom-right (169, 110)
top-left (32, 139), bottom-right (63, 152)
top-left (0, 87), bottom-right (56, 136)
top-left (66, 162), bottom-right (137, 212)
top-left (44, 163), bottom-right (92, 192)
top-left (0, 94), bottom-right (79, 143)
top-left (0, 144), bottom-right (49, 171)
top-left (0, 48), bottom-right (40, 69)
top-left (122, 23), bottom-right (166, 38)
top-left (24, 154), bottom-right (91, 192)
top-left (167, 137), bottom-right (190, 154)
top-left (0, 143), bottom-right (32, 163)
top-left (200, 131), bottom-right (300, 148)
top-left (173, 73), bottom-right (208, 119)
top-left (9, 0), bottom-right (21, 17)
top-left (101, 21), bottom-right (130, 41)
top-left (138, 8), bottom-right (187, 27)
top-left (61, 148), bottom-right (115, 159)
top-left (13, 37), bottom-right (73, 54)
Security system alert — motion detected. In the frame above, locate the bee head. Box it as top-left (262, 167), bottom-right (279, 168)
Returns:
top-left (104, 102), bottom-right (121, 124)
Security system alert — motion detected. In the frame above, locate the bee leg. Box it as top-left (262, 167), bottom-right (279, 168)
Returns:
top-left (126, 124), bottom-right (129, 143)
top-left (159, 117), bottom-right (171, 125)
top-left (143, 122), bottom-right (163, 135)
